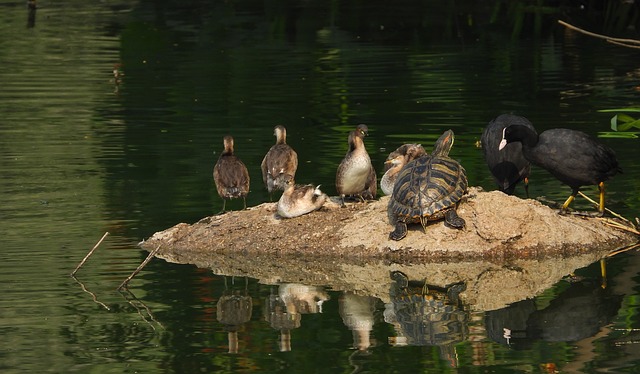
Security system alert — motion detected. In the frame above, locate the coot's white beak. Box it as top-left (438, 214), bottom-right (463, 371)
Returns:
top-left (498, 128), bottom-right (508, 150)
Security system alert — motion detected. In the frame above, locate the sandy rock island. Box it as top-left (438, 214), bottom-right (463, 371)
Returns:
top-left (141, 187), bottom-right (636, 261)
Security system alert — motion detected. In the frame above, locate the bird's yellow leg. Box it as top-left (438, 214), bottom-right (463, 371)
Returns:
top-left (598, 182), bottom-right (606, 215)
top-left (600, 258), bottom-right (607, 289)
top-left (561, 194), bottom-right (576, 211)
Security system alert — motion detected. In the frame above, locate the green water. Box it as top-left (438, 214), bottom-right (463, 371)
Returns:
top-left (1, 1), bottom-right (640, 372)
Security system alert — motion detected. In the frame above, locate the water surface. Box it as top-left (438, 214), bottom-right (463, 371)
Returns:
top-left (1, 1), bottom-right (640, 372)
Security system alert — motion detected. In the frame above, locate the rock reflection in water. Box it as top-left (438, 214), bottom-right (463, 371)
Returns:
top-left (485, 277), bottom-right (622, 349)
top-left (263, 283), bottom-right (329, 351)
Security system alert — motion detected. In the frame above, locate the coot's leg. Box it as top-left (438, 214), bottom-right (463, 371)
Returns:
top-left (560, 188), bottom-right (579, 214)
top-left (598, 181), bottom-right (606, 216)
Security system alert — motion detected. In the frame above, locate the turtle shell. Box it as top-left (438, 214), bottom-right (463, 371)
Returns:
top-left (389, 154), bottom-right (467, 224)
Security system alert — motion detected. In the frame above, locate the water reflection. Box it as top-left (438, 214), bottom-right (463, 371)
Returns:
top-left (264, 283), bottom-right (330, 352)
top-left (216, 277), bottom-right (253, 354)
top-left (486, 277), bottom-right (622, 349)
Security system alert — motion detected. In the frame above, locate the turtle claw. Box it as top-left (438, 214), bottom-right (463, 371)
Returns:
top-left (444, 209), bottom-right (465, 229)
top-left (389, 222), bottom-right (408, 241)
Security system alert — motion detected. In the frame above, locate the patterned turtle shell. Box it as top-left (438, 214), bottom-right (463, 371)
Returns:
top-left (389, 131), bottom-right (467, 224)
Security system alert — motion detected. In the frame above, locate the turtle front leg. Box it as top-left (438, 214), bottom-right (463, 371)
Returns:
top-left (444, 209), bottom-right (465, 229)
top-left (389, 221), bottom-right (408, 241)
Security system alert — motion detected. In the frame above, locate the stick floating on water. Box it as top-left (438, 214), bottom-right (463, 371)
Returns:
top-left (71, 232), bottom-right (110, 276)
top-left (117, 245), bottom-right (162, 290)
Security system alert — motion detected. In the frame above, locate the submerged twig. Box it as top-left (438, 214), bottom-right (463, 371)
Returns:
top-left (118, 286), bottom-right (164, 330)
top-left (117, 245), bottom-right (162, 290)
top-left (71, 275), bottom-right (111, 311)
top-left (558, 20), bottom-right (640, 48)
top-left (606, 242), bottom-right (640, 258)
top-left (71, 232), bottom-right (110, 276)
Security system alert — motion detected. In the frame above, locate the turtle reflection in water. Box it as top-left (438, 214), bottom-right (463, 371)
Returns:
top-left (385, 270), bottom-right (468, 360)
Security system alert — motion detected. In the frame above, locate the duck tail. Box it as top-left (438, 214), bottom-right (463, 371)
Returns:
top-left (313, 185), bottom-right (323, 196)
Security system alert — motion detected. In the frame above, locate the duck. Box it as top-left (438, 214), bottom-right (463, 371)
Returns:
top-left (277, 176), bottom-right (328, 218)
top-left (499, 125), bottom-right (622, 215)
top-left (335, 124), bottom-right (376, 205)
top-left (481, 114), bottom-right (536, 196)
top-left (380, 143), bottom-right (426, 195)
top-left (261, 125), bottom-right (298, 200)
top-left (213, 135), bottom-right (250, 213)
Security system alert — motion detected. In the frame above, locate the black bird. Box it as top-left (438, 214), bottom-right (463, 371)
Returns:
top-left (481, 114), bottom-right (536, 196)
top-left (499, 125), bottom-right (622, 215)
top-left (213, 136), bottom-right (250, 213)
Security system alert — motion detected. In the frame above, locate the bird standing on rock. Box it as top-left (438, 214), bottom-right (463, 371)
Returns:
top-left (380, 143), bottom-right (426, 196)
top-left (213, 135), bottom-right (250, 213)
top-left (499, 125), bottom-right (622, 216)
top-left (335, 124), bottom-right (376, 205)
top-left (261, 125), bottom-right (298, 201)
top-left (482, 114), bottom-right (535, 196)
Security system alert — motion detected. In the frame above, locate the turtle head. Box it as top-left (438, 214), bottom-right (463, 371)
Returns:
top-left (432, 130), bottom-right (454, 156)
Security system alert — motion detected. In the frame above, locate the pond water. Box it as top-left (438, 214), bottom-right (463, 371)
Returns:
top-left (1, 1), bottom-right (640, 372)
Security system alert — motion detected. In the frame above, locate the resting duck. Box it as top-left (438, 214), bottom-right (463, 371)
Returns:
top-left (261, 125), bottom-right (298, 200)
top-left (277, 177), bottom-right (328, 218)
top-left (380, 143), bottom-right (426, 195)
top-left (335, 124), bottom-right (376, 205)
top-left (213, 135), bottom-right (250, 213)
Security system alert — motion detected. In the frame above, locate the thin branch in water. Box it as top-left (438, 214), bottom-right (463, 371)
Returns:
top-left (606, 243), bottom-right (640, 258)
top-left (71, 275), bottom-right (111, 311)
top-left (118, 286), bottom-right (165, 330)
top-left (117, 245), bottom-right (162, 290)
top-left (71, 232), bottom-right (110, 276)
top-left (558, 20), bottom-right (640, 46)
top-left (577, 191), bottom-right (639, 232)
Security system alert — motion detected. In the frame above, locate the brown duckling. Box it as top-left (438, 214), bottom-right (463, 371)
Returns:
top-left (213, 135), bottom-right (250, 213)
top-left (380, 144), bottom-right (426, 195)
top-left (261, 125), bottom-right (298, 200)
top-left (277, 177), bottom-right (328, 218)
top-left (335, 124), bottom-right (376, 205)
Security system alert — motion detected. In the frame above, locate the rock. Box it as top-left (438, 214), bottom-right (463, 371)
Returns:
top-left (139, 187), bottom-right (638, 311)
top-left (141, 187), bottom-right (636, 261)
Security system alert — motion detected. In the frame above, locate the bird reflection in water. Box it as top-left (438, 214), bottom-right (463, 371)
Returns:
top-left (339, 292), bottom-right (381, 351)
top-left (263, 283), bottom-right (329, 351)
top-left (485, 277), bottom-right (622, 349)
top-left (216, 276), bottom-right (253, 354)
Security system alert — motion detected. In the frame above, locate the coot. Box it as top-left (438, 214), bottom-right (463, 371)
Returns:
top-left (482, 114), bottom-right (535, 196)
top-left (499, 125), bottom-right (621, 215)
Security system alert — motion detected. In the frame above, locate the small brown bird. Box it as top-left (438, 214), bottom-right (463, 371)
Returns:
top-left (335, 124), bottom-right (376, 205)
top-left (380, 144), bottom-right (426, 195)
top-left (213, 135), bottom-right (250, 213)
top-left (261, 125), bottom-right (298, 200)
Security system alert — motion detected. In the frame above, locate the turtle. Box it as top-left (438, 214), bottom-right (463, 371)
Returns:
top-left (386, 271), bottom-right (468, 347)
top-left (387, 129), bottom-right (468, 241)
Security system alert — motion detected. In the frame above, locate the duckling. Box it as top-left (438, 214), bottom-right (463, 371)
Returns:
top-left (380, 144), bottom-right (426, 195)
top-left (277, 177), bottom-right (328, 218)
top-left (261, 125), bottom-right (298, 200)
top-left (213, 135), bottom-right (250, 213)
top-left (335, 124), bottom-right (376, 205)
